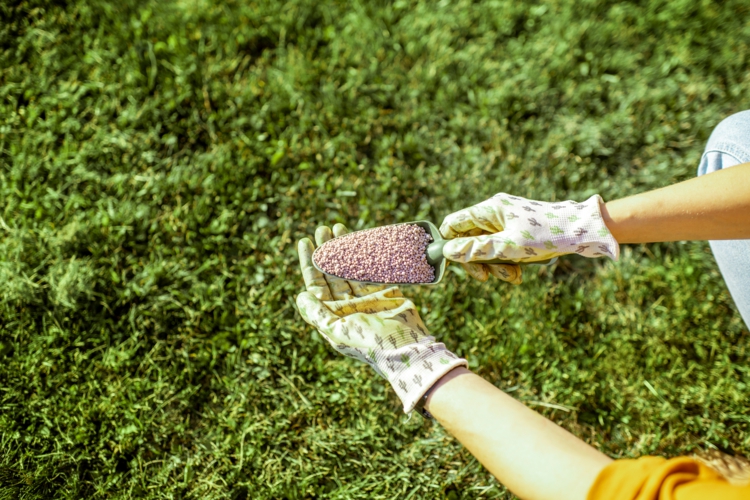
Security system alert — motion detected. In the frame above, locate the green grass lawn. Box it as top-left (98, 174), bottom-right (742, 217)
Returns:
top-left (2, 0), bottom-right (750, 498)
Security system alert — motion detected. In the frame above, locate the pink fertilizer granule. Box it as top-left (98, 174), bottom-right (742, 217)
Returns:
top-left (313, 224), bottom-right (435, 283)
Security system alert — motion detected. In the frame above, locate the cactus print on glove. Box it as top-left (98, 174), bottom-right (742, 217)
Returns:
top-left (296, 224), bottom-right (467, 413)
top-left (441, 194), bottom-right (620, 267)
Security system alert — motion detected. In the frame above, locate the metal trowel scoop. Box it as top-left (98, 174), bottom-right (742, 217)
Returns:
top-left (312, 220), bottom-right (556, 286)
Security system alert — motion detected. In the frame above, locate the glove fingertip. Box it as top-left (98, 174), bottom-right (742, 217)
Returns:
top-left (315, 225), bottom-right (334, 246)
top-left (508, 267), bottom-right (523, 285)
top-left (332, 223), bottom-right (349, 237)
top-left (439, 221), bottom-right (454, 238)
top-left (440, 211), bottom-right (470, 238)
top-left (298, 237), bottom-right (314, 254)
top-left (295, 291), bottom-right (308, 310)
top-left (462, 263), bottom-right (489, 282)
top-left (488, 264), bottom-right (523, 285)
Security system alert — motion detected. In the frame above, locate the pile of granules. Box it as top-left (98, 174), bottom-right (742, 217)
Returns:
top-left (313, 224), bottom-right (436, 283)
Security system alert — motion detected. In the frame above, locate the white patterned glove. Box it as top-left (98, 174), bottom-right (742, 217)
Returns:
top-left (296, 224), bottom-right (467, 413)
top-left (440, 194), bottom-right (620, 276)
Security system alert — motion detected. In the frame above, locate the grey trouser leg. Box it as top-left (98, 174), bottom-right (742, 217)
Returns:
top-left (696, 110), bottom-right (750, 328)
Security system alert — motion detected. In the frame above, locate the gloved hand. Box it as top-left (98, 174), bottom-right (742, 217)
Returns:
top-left (296, 223), bottom-right (468, 413)
top-left (440, 194), bottom-right (619, 282)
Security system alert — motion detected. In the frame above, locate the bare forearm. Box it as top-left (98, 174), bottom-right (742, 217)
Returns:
top-left (602, 162), bottom-right (750, 244)
top-left (425, 368), bottom-right (611, 500)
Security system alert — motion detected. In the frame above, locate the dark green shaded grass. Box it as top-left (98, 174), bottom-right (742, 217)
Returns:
top-left (1, 0), bottom-right (749, 497)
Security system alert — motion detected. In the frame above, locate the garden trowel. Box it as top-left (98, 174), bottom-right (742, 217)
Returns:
top-left (312, 220), bottom-right (556, 286)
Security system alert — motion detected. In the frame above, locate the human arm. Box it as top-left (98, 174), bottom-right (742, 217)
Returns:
top-left (295, 226), bottom-right (747, 500)
top-left (440, 162), bottom-right (750, 283)
top-left (602, 161), bottom-right (750, 243)
top-left (425, 367), bottom-right (612, 500)
top-left (419, 367), bottom-right (749, 500)
top-left (296, 225), bottom-right (610, 500)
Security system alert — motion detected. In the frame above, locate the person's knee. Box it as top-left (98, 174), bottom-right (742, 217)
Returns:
top-left (705, 110), bottom-right (750, 155)
top-left (698, 110), bottom-right (750, 177)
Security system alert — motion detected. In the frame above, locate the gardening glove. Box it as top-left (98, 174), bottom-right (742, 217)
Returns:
top-left (296, 223), bottom-right (468, 413)
top-left (440, 194), bottom-right (619, 282)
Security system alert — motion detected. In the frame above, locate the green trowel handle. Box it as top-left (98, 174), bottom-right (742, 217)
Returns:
top-left (427, 237), bottom-right (556, 266)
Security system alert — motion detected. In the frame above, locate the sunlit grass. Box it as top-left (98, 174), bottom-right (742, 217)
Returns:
top-left (1, 0), bottom-right (749, 498)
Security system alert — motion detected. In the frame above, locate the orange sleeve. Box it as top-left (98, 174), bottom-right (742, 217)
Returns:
top-left (587, 456), bottom-right (750, 500)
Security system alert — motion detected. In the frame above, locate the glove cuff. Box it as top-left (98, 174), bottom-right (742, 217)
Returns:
top-left (549, 194), bottom-right (620, 261)
top-left (378, 338), bottom-right (468, 413)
